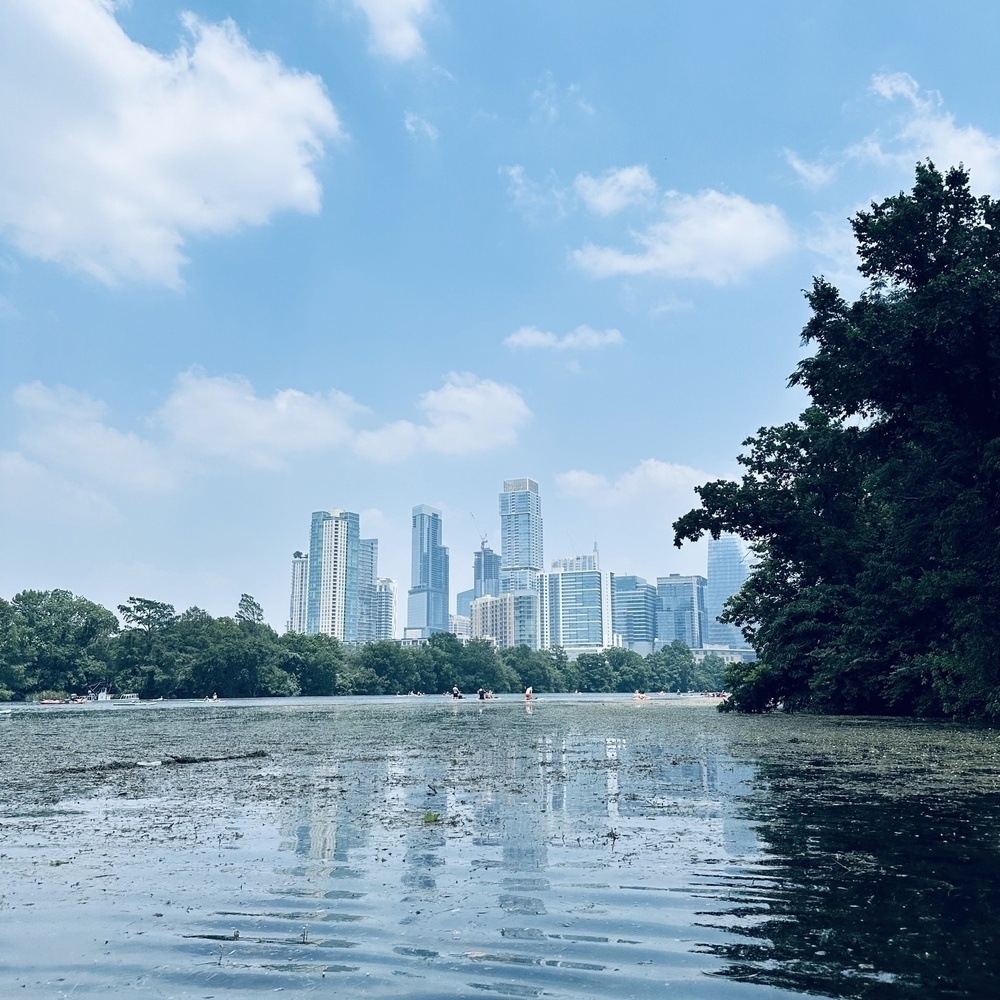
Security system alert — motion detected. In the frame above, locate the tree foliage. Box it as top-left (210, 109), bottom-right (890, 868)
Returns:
top-left (675, 163), bottom-right (1000, 718)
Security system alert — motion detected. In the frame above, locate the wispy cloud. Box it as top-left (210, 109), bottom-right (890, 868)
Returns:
top-left (500, 165), bottom-right (568, 221)
top-left (574, 190), bottom-right (793, 284)
top-left (504, 325), bottom-right (624, 351)
top-left (574, 166), bottom-right (656, 215)
top-left (557, 459), bottom-right (711, 510)
top-left (404, 111), bottom-right (439, 140)
top-left (784, 150), bottom-right (837, 188)
top-left (350, 0), bottom-right (434, 61)
top-left (0, 1), bottom-right (340, 287)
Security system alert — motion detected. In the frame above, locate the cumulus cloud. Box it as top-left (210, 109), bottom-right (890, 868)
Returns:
top-left (556, 459), bottom-right (711, 510)
top-left (504, 325), bottom-right (624, 351)
top-left (153, 372), bottom-right (362, 469)
top-left (13, 382), bottom-right (173, 491)
top-left (856, 72), bottom-right (1000, 190)
top-left (6, 371), bottom-right (529, 498)
top-left (355, 373), bottom-right (531, 461)
top-left (351, 0), bottom-right (434, 61)
top-left (574, 190), bottom-right (793, 284)
top-left (0, 0), bottom-right (340, 286)
top-left (404, 112), bottom-right (439, 140)
top-left (574, 166), bottom-right (657, 215)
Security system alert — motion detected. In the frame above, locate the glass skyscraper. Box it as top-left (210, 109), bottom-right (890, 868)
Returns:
top-left (305, 508), bottom-right (361, 641)
top-left (656, 574), bottom-right (707, 648)
top-left (474, 541), bottom-right (502, 598)
top-left (406, 504), bottom-right (449, 637)
top-left (706, 534), bottom-right (750, 647)
top-left (612, 575), bottom-right (658, 654)
top-left (356, 537), bottom-right (379, 644)
top-left (547, 562), bottom-right (613, 654)
top-left (499, 478), bottom-right (544, 649)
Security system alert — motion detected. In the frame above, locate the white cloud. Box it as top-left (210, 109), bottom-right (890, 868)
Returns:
top-left (0, 1), bottom-right (340, 286)
top-left (355, 373), bottom-right (531, 461)
top-left (574, 166), bottom-right (656, 215)
top-left (574, 190), bottom-right (793, 284)
top-left (784, 150), bottom-right (837, 188)
top-left (557, 459), bottom-right (711, 510)
top-left (154, 372), bottom-right (362, 469)
top-left (7, 371), bottom-right (530, 499)
top-left (504, 325), bottom-right (624, 351)
top-left (13, 382), bottom-right (173, 491)
top-left (530, 73), bottom-right (594, 124)
top-left (0, 450), bottom-right (116, 522)
top-left (500, 165), bottom-right (568, 220)
top-left (351, 0), bottom-right (434, 61)
top-left (404, 112), bottom-right (439, 141)
top-left (854, 73), bottom-right (1000, 191)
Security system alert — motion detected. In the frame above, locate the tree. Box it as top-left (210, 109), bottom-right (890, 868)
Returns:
top-left (675, 163), bottom-right (1000, 718)
top-left (235, 594), bottom-right (265, 626)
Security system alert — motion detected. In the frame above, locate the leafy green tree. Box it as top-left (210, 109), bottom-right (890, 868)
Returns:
top-left (4, 590), bottom-right (118, 696)
top-left (115, 597), bottom-right (180, 696)
top-left (575, 651), bottom-right (616, 692)
top-left (279, 631), bottom-right (343, 696)
top-left (647, 641), bottom-right (697, 693)
top-left (608, 647), bottom-right (649, 692)
top-left (675, 163), bottom-right (1000, 717)
top-left (235, 594), bottom-right (265, 625)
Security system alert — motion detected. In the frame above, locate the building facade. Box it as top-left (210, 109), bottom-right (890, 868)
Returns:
top-left (406, 504), bottom-right (450, 638)
top-left (547, 559), bottom-right (613, 656)
top-left (706, 534), bottom-right (750, 647)
top-left (372, 577), bottom-right (396, 642)
top-left (656, 573), bottom-right (707, 648)
top-left (474, 541), bottom-right (502, 598)
top-left (288, 550), bottom-right (309, 634)
top-left (499, 478), bottom-right (544, 649)
top-left (612, 575), bottom-right (658, 655)
top-left (305, 508), bottom-right (361, 640)
top-left (356, 537), bottom-right (379, 644)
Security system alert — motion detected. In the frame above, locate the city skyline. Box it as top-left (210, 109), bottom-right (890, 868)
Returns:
top-left (3, 2), bottom-right (996, 631)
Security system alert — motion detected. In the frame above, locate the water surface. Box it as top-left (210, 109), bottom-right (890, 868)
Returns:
top-left (1, 696), bottom-right (998, 998)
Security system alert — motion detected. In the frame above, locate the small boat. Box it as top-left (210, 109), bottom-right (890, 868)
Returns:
top-left (115, 693), bottom-right (140, 703)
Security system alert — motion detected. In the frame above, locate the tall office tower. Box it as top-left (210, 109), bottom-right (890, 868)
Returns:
top-left (706, 534), bottom-right (750, 647)
top-left (356, 538), bottom-right (379, 644)
top-left (373, 578), bottom-right (397, 641)
top-left (657, 573), bottom-right (707, 648)
top-left (474, 541), bottom-right (502, 598)
top-left (499, 478), bottom-right (544, 648)
top-left (612, 575), bottom-right (658, 655)
top-left (407, 504), bottom-right (450, 637)
top-left (306, 508), bottom-right (361, 640)
top-left (547, 560), bottom-right (613, 655)
top-left (456, 588), bottom-right (475, 619)
top-left (288, 551), bottom-right (309, 633)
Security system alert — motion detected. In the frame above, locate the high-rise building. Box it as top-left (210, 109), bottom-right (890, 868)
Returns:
top-left (373, 578), bottom-right (397, 641)
top-left (356, 537), bottom-right (379, 644)
top-left (305, 508), bottom-right (361, 640)
top-left (657, 573), bottom-right (707, 648)
top-left (456, 588), bottom-right (475, 619)
top-left (474, 541), bottom-right (502, 598)
top-left (612, 575), bottom-right (658, 655)
top-left (551, 549), bottom-right (599, 573)
top-left (288, 550), bottom-right (309, 633)
top-left (499, 478), bottom-right (544, 649)
top-left (547, 554), bottom-right (613, 655)
top-left (407, 504), bottom-right (449, 637)
top-left (706, 534), bottom-right (750, 647)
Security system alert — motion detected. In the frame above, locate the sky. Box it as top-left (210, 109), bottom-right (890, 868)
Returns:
top-left (2, 0), bottom-right (1000, 632)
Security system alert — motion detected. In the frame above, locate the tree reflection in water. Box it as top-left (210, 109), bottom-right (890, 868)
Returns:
top-left (700, 720), bottom-right (1000, 999)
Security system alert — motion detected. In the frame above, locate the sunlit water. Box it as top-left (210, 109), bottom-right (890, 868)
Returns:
top-left (1, 696), bottom-right (999, 998)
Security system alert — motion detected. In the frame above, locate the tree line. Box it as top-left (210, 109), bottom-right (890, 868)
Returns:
top-left (0, 589), bottom-right (726, 702)
top-left (674, 163), bottom-right (1000, 719)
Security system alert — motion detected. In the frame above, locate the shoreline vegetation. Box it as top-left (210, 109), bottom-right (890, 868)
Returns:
top-left (0, 590), bottom-right (727, 705)
top-left (674, 163), bottom-right (1000, 721)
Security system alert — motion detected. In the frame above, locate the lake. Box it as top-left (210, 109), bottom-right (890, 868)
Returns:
top-left (1, 695), bottom-right (999, 998)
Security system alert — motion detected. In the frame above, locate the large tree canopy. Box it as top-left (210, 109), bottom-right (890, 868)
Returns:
top-left (675, 163), bottom-right (1000, 718)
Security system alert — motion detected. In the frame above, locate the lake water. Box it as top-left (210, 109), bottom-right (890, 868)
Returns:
top-left (1, 695), bottom-right (999, 998)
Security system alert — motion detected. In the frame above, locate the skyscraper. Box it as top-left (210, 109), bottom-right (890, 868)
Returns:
top-left (406, 504), bottom-right (449, 637)
top-left (288, 550), bottom-right (309, 633)
top-left (612, 575), bottom-right (658, 655)
top-left (656, 574), bottom-right (707, 648)
top-left (356, 537), bottom-right (379, 644)
top-left (305, 508), bottom-right (360, 640)
top-left (373, 578), bottom-right (397, 641)
top-left (706, 534), bottom-right (750, 647)
top-left (474, 541), bottom-right (502, 599)
top-left (547, 555), bottom-right (613, 655)
top-left (499, 478), bottom-right (544, 649)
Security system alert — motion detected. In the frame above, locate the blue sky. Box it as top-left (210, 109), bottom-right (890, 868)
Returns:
top-left (3, 0), bottom-right (999, 631)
